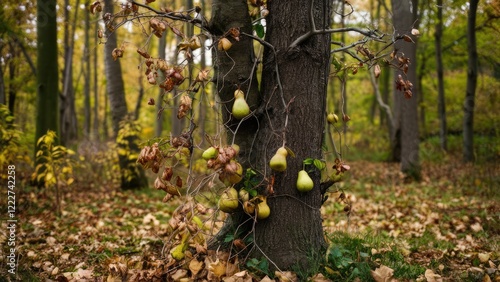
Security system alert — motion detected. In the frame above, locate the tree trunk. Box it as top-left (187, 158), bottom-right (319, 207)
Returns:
top-left (93, 17), bottom-right (100, 140)
top-left (60, 0), bottom-right (79, 145)
top-left (104, 0), bottom-right (147, 189)
top-left (435, 0), bottom-right (447, 151)
top-left (36, 0), bottom-right (60, 145)
top-left (84, 0), bottom-right (91, 137)
top-left (209, 0), bottom-right (331, 272)
top-left (463, 0), bottom-right (478, 163)
top-left (391, 0), bottom-right (420, 179)
top-left (155, 30), bottom-right (167, 137)
top-left (103, 0), bottom-right (128, 136)
top-left (8, 55), bottom-right (16, 115)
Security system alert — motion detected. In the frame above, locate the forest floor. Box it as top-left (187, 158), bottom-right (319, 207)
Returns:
top-left (1, 158), bottom-right (499, 281)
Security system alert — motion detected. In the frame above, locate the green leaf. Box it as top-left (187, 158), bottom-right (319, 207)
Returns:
top-left (313, 159), bottom-right (326, 170)
top-left (254, 23), bottom-right (265, 38)
top-left (303, 158), bottom-right (314, 165)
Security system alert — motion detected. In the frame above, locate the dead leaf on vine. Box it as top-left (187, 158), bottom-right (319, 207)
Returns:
top-left (90, 1), bottom-right (102, 14)
top-left (371, 265), bottom-right (395, 282)
top-left (374, 64), bottom-right (381, 78)
top-left (112, 48), bottom-right (124, 61)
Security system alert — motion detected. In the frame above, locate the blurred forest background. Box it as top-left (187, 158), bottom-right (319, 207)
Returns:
top-left (1, 0), bottom-right (498, 170)
top-left (1, 0), bottom-right (499, 280)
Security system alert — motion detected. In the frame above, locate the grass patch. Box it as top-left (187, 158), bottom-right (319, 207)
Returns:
top-left (324, 231), bottom-right (425, 281)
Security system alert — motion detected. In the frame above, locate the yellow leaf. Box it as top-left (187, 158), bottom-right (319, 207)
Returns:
top-left (208, 259), bottom-right (226, 277)
top-left (67, 178), bottom-right (75, 185)
top-left (46, 172), bottom-right (54, 182)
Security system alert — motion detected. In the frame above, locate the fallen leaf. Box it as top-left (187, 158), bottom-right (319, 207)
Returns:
top-left (424, 269), bottom-right (442, 282)
top-left (478, 253), bottom-right (490, 263)
top-left (189, 258), bottom-right (204, 276)
top-left (371, 265), bottom-right (394, 282)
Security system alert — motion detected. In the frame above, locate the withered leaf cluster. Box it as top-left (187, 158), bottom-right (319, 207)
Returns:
top-left (205, 146), bottom-right (242, 185)
top-left (137, 143), bottom-right (163, 173)
top-left (396, 74), bottom-right (414, 99)
top-left (177, 95), bottom-right (192, 119)
top-left (154, 166), bottom-right (181, 201)
top-left (333, 158), bottom-right (350, 175)
top-left (150, 18), bottom-right (167, 38)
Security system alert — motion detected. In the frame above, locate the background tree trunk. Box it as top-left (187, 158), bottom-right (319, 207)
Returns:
top-left (435, 0), bottom-right (447, 151)
top-left (391, 0), bottom-right (421, 179)
top-left (60, 0), bottom-right (79, 145)
top-left (36, 0), bottom-right (60, 144)
top-left (103, 0), bottom-right (128, 136)
top-left (463, 0), bottom-right (479, 163)
top-left (83, 0), bottom-right (91, 138)
top-left (103, 0), bottom-right (147, 189)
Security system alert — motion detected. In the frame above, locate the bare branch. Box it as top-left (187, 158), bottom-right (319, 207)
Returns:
top-left (289, 27), bottom-right (384, 49)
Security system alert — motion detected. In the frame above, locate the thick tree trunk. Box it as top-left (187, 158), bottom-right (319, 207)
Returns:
top-left (463, 0), bottom-right (478, 163)
top-left (209, 0), bottom-right (331, 272)
top-left (435, 0), bottom-right (447, 151)
top-left (253, 0), bottom-right (332, 270)
top-left (391, 0), bottom-right (420, 179)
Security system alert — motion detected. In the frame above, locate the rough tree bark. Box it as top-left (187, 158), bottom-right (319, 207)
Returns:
top-left (463, 0), bottom-right (478, 163)
top-left (391, 0), bottom-right (420, 178)
top-left (209, 0), bottom-right (331, 271)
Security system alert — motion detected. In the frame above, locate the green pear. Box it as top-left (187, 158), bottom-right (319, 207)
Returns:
top-left (202, 146), bottom-right (218, 160)
top-left (269, 147), bottom-right (288, 171)
top-left (218, 187), bottom-right (239, 213)
top-left (232, 90), bottom-right (250, 119)
top-left (296, 170), bottom-right (314, 192)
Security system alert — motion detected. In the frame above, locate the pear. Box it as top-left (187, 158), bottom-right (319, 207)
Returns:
top-left (269, 147), bottom-right (288, 172)
top-left (257, 197), bottom-right (270, 219)
top-left (232, 90), bottom-right (250, 119)
top-left (296, 170), bottom-right (314, 192)
top-left (202, 146), bottom-right (218, 160)
top-left (218, 187), bottom-right (239, 213)
top-left (239, 189), bottom-right (250, 202)
top-left (327, 113), bottom-right (339, 124)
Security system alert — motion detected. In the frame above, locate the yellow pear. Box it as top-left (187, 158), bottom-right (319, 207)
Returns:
top-left (327, 113), bottom-right (339, 124)
top-left (239, 189), bottom-right (250, 202)
top-left (269, 147), bottom-right (288, 171)
top-left (218, 187), bottom-right (239, 213)
top-left (296, 170), bottom-right (314, 192)
top-left (232, 90), bottom-right (250, 119)
top-left (257, 197), bottom-right (270, 219)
